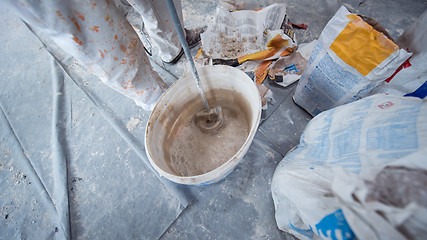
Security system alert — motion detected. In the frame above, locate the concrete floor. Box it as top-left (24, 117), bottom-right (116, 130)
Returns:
top-left (0, 0), bottom-right (425, 239)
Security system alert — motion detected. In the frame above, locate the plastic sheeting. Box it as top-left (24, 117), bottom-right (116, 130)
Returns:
top-left (0, 7), bottom-right (198, 238)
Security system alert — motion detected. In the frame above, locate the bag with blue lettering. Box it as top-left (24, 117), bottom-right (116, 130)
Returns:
top-left (293, 6), bottom-right (411, 116)
top-left (271, 94), bottom-right (427, 240)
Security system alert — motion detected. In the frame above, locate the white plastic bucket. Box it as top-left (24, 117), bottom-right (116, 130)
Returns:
top-left (145, 65), bottom-right (261, 185)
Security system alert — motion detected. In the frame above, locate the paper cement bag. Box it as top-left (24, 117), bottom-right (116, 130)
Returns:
top-left (332, 152), bottom-right (427, 240)
top-left (201, 3), bottom-right (288, 60)
top-left (271, 94), bottom-right (427, 240)
top-left (293, 6), bottom-right (411, 116)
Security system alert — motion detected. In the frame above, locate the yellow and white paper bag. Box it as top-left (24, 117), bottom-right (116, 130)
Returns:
top-left (293, 6), bottom-right (411, 116)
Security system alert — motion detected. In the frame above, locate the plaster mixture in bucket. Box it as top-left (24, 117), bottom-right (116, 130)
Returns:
top-left (163, 89), bottom-right (251, 177)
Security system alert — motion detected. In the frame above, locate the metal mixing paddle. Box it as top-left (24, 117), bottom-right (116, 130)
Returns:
top-left (165, 0), bottom-right (223, 132)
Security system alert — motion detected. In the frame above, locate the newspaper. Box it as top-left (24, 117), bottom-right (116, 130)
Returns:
top-left (200, 3), bottom-right (287, 59)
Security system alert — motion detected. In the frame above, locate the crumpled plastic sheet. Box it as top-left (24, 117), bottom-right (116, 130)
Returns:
top-left (0, 17), bottom-right (200, 239)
